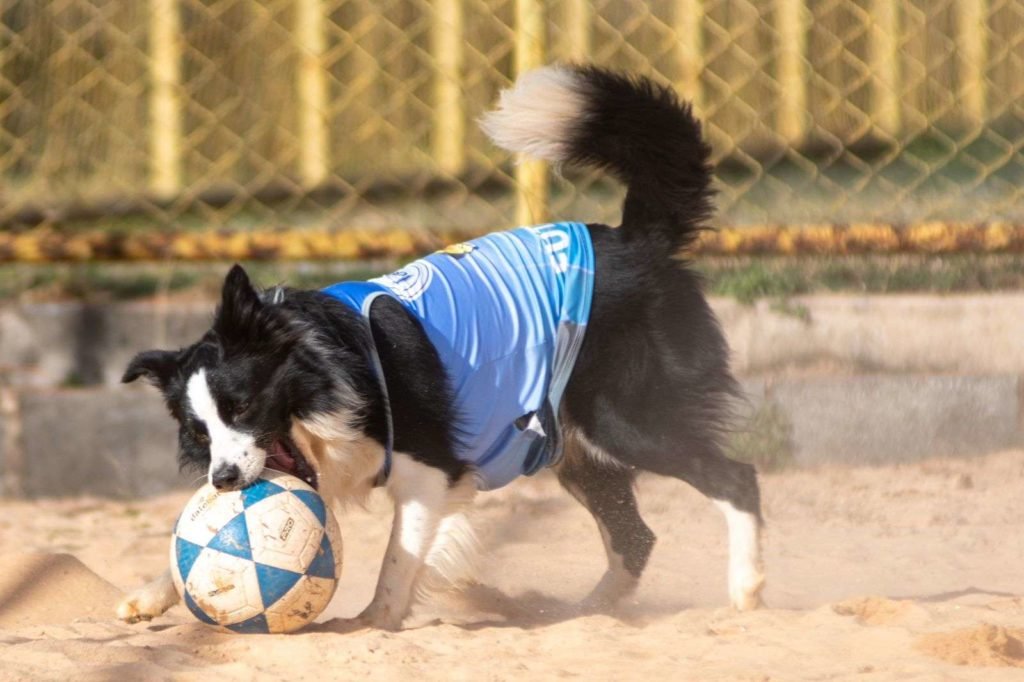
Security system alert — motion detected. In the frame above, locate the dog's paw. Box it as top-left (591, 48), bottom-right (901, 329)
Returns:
top-left (580, 569), bottom-right (639, 613)
top-left (116, 572), bottom-right (180, 624)
top-left (729, 568), bottom-right (765, 611)
top-left (356, 601), bottom-right (406, 631)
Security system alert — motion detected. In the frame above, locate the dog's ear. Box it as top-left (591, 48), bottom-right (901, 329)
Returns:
top-left (122, 349), bottom-right (179, 388)
top-left (222, 263), bottom-right (260, 315)
top-left (215, 264), bottom-right (262, 332)
top-left (214, 264), bottom-right (301, 352)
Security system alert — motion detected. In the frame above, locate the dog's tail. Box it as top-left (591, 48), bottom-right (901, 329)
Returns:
top-left (480, 65), bottom-right (714, 253)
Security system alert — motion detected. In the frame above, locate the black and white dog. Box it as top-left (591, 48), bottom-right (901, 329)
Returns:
top-left (116, 65), bottom-right (764, 630)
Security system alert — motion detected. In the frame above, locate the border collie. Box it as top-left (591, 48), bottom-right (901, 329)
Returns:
top-left (116, 65), bottom-right (764, 630)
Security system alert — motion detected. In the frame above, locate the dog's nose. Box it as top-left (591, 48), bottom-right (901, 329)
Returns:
top-left (211, 464), bottom-right (241, 490)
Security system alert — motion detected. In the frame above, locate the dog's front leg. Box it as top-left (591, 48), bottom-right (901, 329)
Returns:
top-left (116, 569), bottom-right (180, 623)
top-left (358, 455), bottom-right (450, 630)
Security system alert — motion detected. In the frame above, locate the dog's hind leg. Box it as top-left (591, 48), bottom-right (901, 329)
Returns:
top-left (636, 436), bottom-right (764, 611)
top-left (555, 427), bottom-right (656, 610)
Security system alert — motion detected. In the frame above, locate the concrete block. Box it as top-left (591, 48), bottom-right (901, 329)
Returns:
top-left (738, 378), bottom-right (767, 412)
top-left (2, 374), bottom-right (1023, 497)
top-left (0, 309), bottom-right (40, 374)
top-left (5, 294), bottom-right (1024, 390)
top-left (769, 375), bottom-right (1022, 466)
top-left (18, 387), bottom-right (188, 498)
top-left (96, 302), bottom-right (213, 386)
top-left (0, 302), bottom-right (213, 388)
top-left (0, 388), bottom-right (20, 496)
top-left (714, 293), bottom-right (1024, 376)
top-left (0, 407), bottom-right (6, 490)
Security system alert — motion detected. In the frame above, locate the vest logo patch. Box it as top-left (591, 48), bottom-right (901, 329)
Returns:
top-left (438, 242), bottom-right (475, 256)
top-left (371, 261), bottom-right (435, 302)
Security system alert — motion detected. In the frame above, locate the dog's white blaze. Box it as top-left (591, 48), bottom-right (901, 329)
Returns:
top-left (713, 499), bottom-right (765, 611)
top-left (479, 65), bottom-right (586, 162)
top-left (186, 369), bottom-right (267, 486)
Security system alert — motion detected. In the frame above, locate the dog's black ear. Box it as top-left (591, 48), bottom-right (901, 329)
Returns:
top-left (122, 349), bottom-right (179, 388)
top-left (216, 264), bottom-right (262, 331)
top-left (222, 263), bottom-right (260, 314)
top-left (214, 264), bottom-right (300, 352)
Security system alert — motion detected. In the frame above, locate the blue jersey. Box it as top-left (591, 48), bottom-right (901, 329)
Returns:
top-left (322, 222), bottom-right (595, 490)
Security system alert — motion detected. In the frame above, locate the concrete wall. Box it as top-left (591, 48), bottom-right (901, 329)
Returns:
top-left (4, 294), bottom-right (1024, 387)
top-left (744, 375), bottom-right (1023, 467)
top-left (1, 294), bottom-right (1022, 497)
top-left (7, 388), bottom-right (187, 497)
top-left (717, 294), bottom-right (1024, 375)
top-left (0, 301), bottom-right (213, 388)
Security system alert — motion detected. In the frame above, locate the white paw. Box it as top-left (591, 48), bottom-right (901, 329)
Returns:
top-left (729, 566), bottom-right (765, 611)
top-left (357, 601), bottom-right (406, 631)
top-left (116, 573), bottom-right (180, 624)
top-left (713, 500), bottom-right (765, 611)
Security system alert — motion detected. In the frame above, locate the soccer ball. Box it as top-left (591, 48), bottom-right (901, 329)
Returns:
top-left (170, 470), bottom-right (343, 634)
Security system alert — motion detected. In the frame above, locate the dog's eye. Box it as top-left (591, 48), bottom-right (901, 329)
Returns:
top-left (193, 430), bottom-right (210, 445)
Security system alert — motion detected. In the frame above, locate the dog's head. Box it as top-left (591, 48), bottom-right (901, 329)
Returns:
top-left (123, 265), bottom-right (368, 491)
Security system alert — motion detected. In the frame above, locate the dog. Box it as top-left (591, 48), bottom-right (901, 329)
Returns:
top-left (116, 65), bottom-right (765, 630)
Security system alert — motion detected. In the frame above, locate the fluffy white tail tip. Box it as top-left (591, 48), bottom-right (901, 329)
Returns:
top-left (479, 66), bottom-right (586, 162)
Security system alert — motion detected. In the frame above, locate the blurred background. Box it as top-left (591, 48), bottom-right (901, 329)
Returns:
top-left (1, 0), bottom-right (1023, 497)
top-left (3, 0), bottom-right (1024, 245)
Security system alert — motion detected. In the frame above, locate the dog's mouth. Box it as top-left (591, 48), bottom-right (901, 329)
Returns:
top-left (264, 437), bottom-right (318, 490)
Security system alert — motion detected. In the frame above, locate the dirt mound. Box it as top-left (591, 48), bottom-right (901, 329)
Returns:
top-left (917, 623), bottom-right (1024, 668)
top-left (831, 596), bottom-right (913, 625)
top-left (0, 553), bottom-right (122, 628)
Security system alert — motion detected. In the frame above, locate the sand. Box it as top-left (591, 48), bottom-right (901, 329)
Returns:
top-left (0, 553), bottom-right (121, 629)
top-left (1, 450), bottom-right (1023, 680)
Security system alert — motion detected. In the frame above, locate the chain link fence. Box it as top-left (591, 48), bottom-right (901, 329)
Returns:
top-left (2, 1), bottom-right (1024, 258)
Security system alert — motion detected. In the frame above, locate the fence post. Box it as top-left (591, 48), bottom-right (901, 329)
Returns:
top-left (297, 0), bottom-right (329, 186)
top-left (432, 0), bottom-right (465, 176)
top-left (675, 0), bottom-right (704, 108)
top-left (565, 0), bottom-right (590, 62)
top-left (774, 0), bottom-right (808, 144)
top-left (149, 0), bottom-right (182, 199)
top-left (868, 0), bottom-right (901, 136)
top-left (955, 0), bottom-right (987, 126)
top-left (514, 0), bottom-right (548, 226)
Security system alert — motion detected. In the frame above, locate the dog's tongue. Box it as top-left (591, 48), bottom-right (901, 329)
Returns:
top-left (269, 440), bottom-right (296, 472)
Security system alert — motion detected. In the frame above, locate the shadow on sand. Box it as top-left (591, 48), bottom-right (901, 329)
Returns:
top-left (315, 582), bottom-right (690, 633)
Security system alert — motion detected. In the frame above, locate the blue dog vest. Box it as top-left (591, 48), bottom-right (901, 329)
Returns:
top-left (322, 222), bottom-right (595, 490)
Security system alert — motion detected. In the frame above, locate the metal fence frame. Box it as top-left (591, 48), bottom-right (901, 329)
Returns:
top-left (2, 0), bottom-right (1023, 261)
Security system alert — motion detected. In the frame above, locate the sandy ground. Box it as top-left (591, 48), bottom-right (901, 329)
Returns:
top-left (1, 451), bottom-right (1024, 680)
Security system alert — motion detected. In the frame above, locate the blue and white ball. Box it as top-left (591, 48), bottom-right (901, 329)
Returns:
top-left (170, 470), bottom-right (343, 634)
